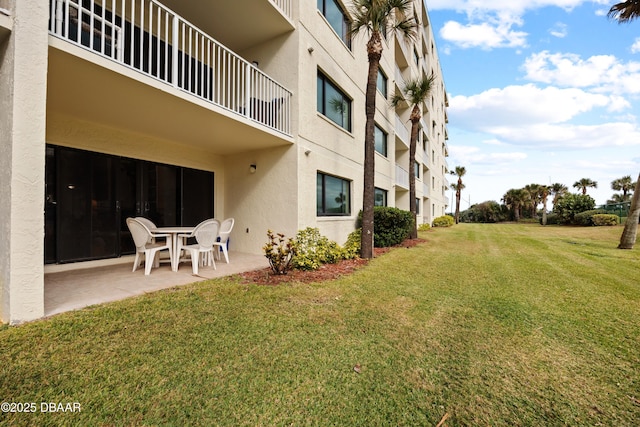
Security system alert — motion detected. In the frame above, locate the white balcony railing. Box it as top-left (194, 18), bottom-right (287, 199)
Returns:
top-left (271, 0), bottom-right (292, 19)
top-left (49, 0), bottom-right (292, 135)
top-left (395, 114), bottom-right (409, 148)
top-left (395, 164), bottom-right (409, 189)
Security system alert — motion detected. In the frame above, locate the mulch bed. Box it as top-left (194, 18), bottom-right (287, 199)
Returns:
top-left (238, 238), bottom-right (426, 285)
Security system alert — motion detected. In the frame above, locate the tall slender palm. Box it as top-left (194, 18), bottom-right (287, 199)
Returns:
top-left (608, 1), bottom-right (640, 23)
top-left (539, 185), bottom-right (550, 225)
top-left (550, 183), bottom-right (568, 208)
top-left (618, 172), bottom-right (640, 249)
top-left (573, 178), bottom-right (598, 195)
top-left (449, 166), bottom-right (467, 224)
top-left (351, 0), bottom-right (415, 258)
top-left (524, 183), bottom-right (541, 218)
top-left (611, 175), bottom-right (636, 201)
top-left (392, 75), bottom-right (435, 237)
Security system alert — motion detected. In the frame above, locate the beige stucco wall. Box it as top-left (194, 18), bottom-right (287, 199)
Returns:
top-left (0, 0), bottom-right (48, 324)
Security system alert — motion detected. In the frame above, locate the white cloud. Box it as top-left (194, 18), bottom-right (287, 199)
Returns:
top-left (440, 20), bottom-right (527, 49)
top-left (549, 22), bottom-right (568, 38)
top-left (449, 145), bottom-right (527, 166)
top-left (523, 51), bottom-right (640, 95)
top-left (427, 0), bottom-right (609, 15)
top-left (631, 38), bottom-right (640, 53)
top-left (448, 84), bottom-right (640, 149)
top-left (450, 84), bottom-right (618, 128)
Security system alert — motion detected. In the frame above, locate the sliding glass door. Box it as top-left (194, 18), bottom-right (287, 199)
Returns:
top-left (45, 145), bottom-right (214, 264)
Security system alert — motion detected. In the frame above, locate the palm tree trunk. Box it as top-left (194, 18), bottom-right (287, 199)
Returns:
top-left (360, 34), bottom-right (383, 259)
top-left (541, 196), bottom-right (548, 226)
top-left (618, 172), bottom-right (640, 249)
top-left (408, 112), bottom-right (420, 239)
top-left (455, 191), bottom-right (461, 224)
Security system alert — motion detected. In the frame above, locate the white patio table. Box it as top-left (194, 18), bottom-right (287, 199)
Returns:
top-left (152, 226), bottom-right (195, 272)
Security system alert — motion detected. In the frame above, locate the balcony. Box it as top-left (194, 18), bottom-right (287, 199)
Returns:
top-left (47, 0), bottom-right (293, 153)
top-left (395, 164), bottom-right (409, 190)
top-left (395, 114), bottom-right (409, 149)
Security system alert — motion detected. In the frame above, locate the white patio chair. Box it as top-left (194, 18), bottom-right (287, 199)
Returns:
top-left (212, 217), bottom-right (234, 263)
top-left (126, 217), bottom-right (172, 275)
top-left (175, 219), bottom-right (220, 270)
top-left (179, 220), bottom-right (220, 274)
top-left (135, 217), bottom-right (157, 244)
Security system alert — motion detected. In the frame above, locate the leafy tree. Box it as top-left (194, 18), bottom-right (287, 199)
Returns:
top-left (553, 193), bottom-right (596, 224)
top-left (351, 0), bottom-right (415, 258)
top-left (392, 75), bottom-right (435, 238)
top-left (573, 178), bottom-right (598, 195)
top-left (608, 1), bottom-right (640, 23)
top-left (450, 166), bottom-right (467, 224)
top-left (618, 172), bottom-right (640, 249)
top-left (461, 201), bottom-right (505, 223)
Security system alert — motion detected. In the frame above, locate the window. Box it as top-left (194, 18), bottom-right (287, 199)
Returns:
top-left (317, 172), bottom-right (351, 215)
top-left (416, 198), bottom-right (420, 214)
top-left (414, 48), bottom-right (420, 66)
top-left (375, 188), bottom-right (388, 207)
top-left (414, 162), bottom-right (420, 178)
top-left (377, 68), bottom-right (388, 97)
top-left (374, 125), bottom-right (388, 157)
top-left (318, 0), bottom-right (351, 48)
top-left (317, 71), bottom-right (352, 131)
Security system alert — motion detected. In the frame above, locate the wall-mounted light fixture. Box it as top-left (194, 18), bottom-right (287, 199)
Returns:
top-left (252, 61), bottom-right (259, 68)
top-left (308, 46), bottom-right (314, 53)
top-left (304, 150), bottom-right (311, 156)
top-left (249, 164), bottom-right (257, 174)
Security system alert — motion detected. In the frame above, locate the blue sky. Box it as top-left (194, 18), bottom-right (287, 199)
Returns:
top-left (426, 0), bottom-right (640, 208)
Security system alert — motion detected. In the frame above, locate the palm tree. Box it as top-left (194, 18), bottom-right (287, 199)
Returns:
top-left (550, 183), bottom-right (568, 208)
top-left (607, 193), bottom-right (629, 204)
top-left (392, 75), bottom-right (435, 237)
top-left (611, 175), bottom-right (636, 201)
top-left (608, 1), bottom-right (640, 23)
top-left (502, 188), bottom-right (527, 222)
top-left (539, 185), bottom-right (550, 225)
top-left (449, 166), bottom-right (467, 224)
top-left (618, 172), bottom-right (640, 249)
top-left (351, 0), bottom-right (415, 258)
top-left (524, 183), bottom-right (541, 218)
top-left (573, 178), bottom-right (598, 195)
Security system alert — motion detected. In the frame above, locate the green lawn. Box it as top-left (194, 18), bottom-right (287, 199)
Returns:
top-left (1, 224), bottom-right (639, 426)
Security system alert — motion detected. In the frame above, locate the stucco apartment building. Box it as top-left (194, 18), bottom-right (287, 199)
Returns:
top-left (0, 0), bottom-right (449, 323)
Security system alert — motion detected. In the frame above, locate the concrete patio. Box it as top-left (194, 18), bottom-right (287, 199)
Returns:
top-left (44, 251), bottom-right (269, 318)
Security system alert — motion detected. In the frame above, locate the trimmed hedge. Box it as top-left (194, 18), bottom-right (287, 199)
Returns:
top-left (574, 209), bottom-right (607, 226)
top-left (592, 214), bottom-right (619, 226)
top-left (358, 207), bottom-right (414, 247)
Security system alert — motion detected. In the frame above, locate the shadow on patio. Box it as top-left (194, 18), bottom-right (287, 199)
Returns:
top-left (44, 251), bottom-right (269, 317)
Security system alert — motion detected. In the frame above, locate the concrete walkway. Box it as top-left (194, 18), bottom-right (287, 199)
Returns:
top-left (44, 252), bottom-right (269, 317)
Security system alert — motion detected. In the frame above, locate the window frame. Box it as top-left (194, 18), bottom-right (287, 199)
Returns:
top-left (376, 68), bottom-right (388, 98)
top-left (317, 172), bottom-right (352, 216)
top-left (374, 124), bottom-right (388, 157)
top-left (317, 0), bottom-right (351, 49)
top-left (317, 70), bottom-right (352, 132)
top-left (374, 187), bottom-right (388, 207)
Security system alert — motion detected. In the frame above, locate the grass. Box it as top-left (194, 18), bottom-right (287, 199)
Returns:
top-left (1, 223), bottom-right (639, 426)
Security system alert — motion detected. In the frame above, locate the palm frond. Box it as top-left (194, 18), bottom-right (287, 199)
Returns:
top-left (608, 1), bottom-right (640, 23)
top-left (350, 0), bottom-right (416, 39)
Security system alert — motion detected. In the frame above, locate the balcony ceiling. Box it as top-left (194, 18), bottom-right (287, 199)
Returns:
top-left (160, 0), bottom-right (294, 52)
top-left (47, 46), bottom-right (292, 156)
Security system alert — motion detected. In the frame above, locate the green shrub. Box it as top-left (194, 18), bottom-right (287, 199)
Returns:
top-left (292, 227), bottom-right (343, 271)
top-left (357, 207), bottom-right (414, 247)
top-left (418, 223), bottom-right (431, 231)
top-left (553, 194), bottom-right (596, 224)
top-left (542, 213), bottom-right (560, 225)
top-left (343, 228), bottom-right (361, 259)
top-left (574, 209), bottom-right (607, 226)
top-left (263, 230), bottom-right (296, 275)
top-left (592, 214), bottom-right (619, 226)
top-left (433, 215), bottom-right (455, 227)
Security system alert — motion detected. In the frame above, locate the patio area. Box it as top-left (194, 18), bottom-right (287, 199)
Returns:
top-left (44, 251), bottom-right (269, 317)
